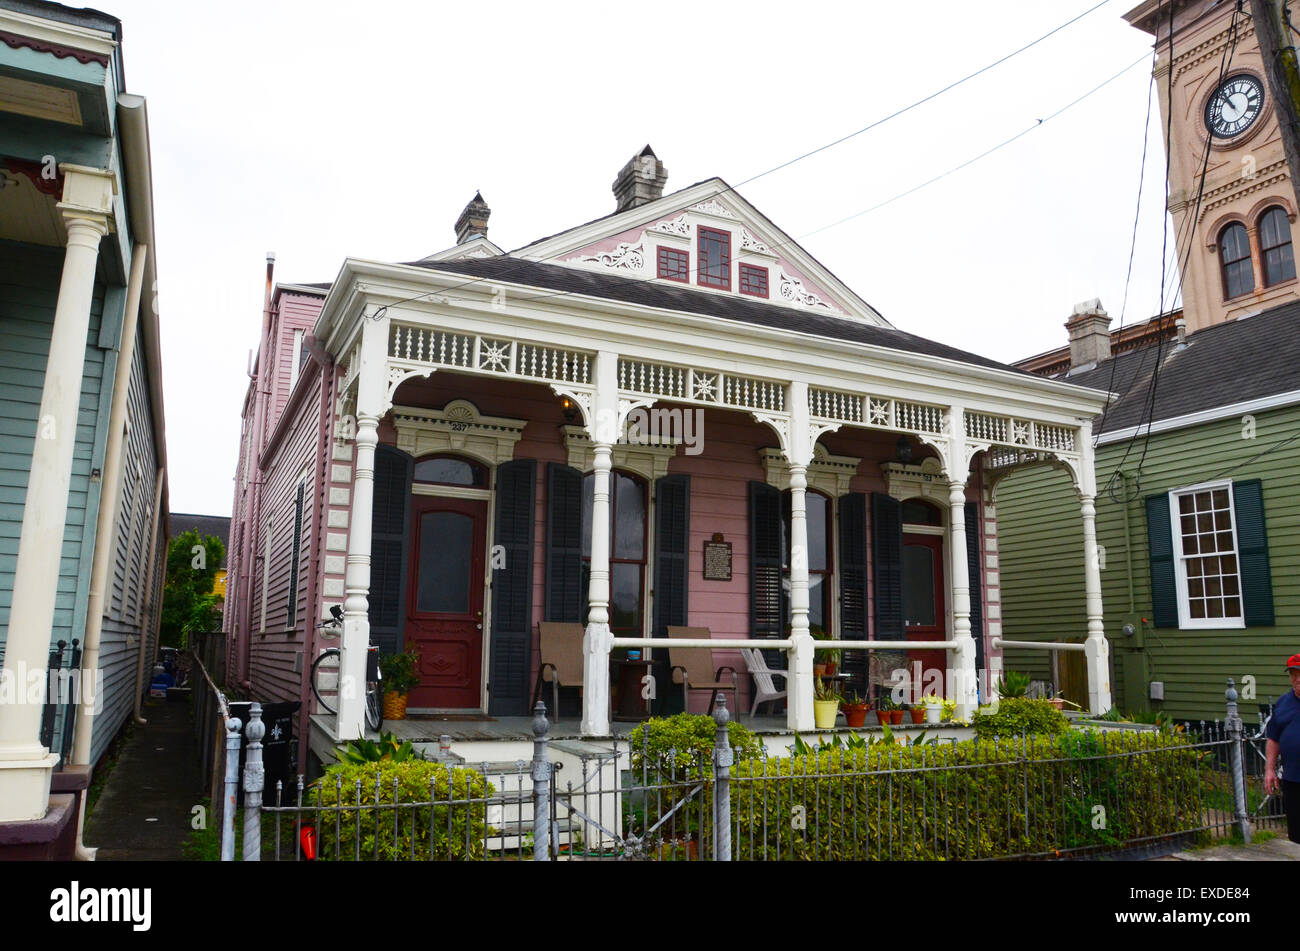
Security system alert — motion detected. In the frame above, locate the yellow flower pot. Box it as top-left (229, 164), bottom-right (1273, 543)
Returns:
top-left (382, 691), bottom-right (409, 720)
top-left (813, 700), bottom-right (840, 730)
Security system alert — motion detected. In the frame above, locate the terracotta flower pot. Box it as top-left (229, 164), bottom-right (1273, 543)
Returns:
top-left (889, 710), bottom-right (904, 725)
top-left (844, 704), bottom-right (869, 728)
top-left (1048, 698), bottom-right (1066, 711)
top-left (382, 691), bottom-right (409, 720)
top-left (909, 707), bottom-right (926, 724)
top-left (813, 664), bottom-right (827, 678)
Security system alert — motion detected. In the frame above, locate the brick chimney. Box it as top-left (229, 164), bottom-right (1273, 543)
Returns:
top-left (612, 145), bottom-right (668, 212)
top-left (1065, 298), bottom-right (1112, 373)
top-left (454, 192), bottom-right (491, 245)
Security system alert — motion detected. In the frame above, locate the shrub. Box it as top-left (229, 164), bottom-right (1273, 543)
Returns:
top-left (973, 697), bottom-right (1069, 739)
top-left (627, 713), bottom-right (764, 774)
top-left (727, 730), bottom-right (1206, 860)
top-left (308, 759), bottom-right (492, 860)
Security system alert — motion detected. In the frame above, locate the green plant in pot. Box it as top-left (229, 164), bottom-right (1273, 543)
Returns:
top-left (813, 677), bottom-right (842, 730)
top-left (810, 625), bottom-right (839, 676)
top-left (379, 649), bottom-right (421, 720)
top-left (876, 695), bottom-right (902, 725)
top-left (995, 670), bottom-right (1031, 698)
top-left (842, 688), bottom-right (870, 728)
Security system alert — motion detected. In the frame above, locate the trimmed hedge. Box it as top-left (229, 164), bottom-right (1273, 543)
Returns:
top-left (727, 730), bottom-right (1208, 860)
top-left (308, 759), bottom-right (493, 860)
top-left (972, 697), bottom-right (1069, 739)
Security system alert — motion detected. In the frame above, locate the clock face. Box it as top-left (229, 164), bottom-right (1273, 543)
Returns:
top-left (1205, 75), bottom-right (1264, 139)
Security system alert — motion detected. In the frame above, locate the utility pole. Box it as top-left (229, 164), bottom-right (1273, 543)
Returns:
top-left (1251, 0), bottom-right (1300, 210)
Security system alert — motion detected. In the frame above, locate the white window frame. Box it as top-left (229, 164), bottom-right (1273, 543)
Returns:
top-left (260, 513), bottom-right (273, 634)
top-left (1169, 480), bottom-right (1245, 630)
top-left (290, 328), bottom-right (305, 385)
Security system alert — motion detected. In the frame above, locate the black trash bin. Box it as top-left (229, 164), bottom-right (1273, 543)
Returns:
top-left (228, 701), bottom-right (301, 802)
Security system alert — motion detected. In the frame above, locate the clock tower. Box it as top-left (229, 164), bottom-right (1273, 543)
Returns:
top-left (1125, 0), bottom-right (1300, 332)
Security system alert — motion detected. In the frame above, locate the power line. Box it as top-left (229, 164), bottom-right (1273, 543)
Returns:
top-left (736, 0), bottom-right (1117, 189)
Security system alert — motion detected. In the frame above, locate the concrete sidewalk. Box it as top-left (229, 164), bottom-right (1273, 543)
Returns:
top-left (84, 695), bottom-right (202, 860)
top-left (1159, 837), bottom-right (1300, 861)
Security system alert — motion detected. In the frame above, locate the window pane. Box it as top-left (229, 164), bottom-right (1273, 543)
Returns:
top-left (417, 512), bottom-right (472, 612)
top-left (902, 544), bottom-right (936, 627)
top-left (698, 228), bottom-right (730, 288)
top-left (414, 457), bottom-right (485, 486)
top-left (1179, 495), bottom-right (1194, 515)
top-left (581, 475), bottom-right (594, 559)
top-left (1261, 207), bottom-right (1295, 287)
top-left (614, 474), bottom-right (645, 559)
top-left (1266, 246), bottom-right (1296, 285)
top-left (611, 563), bottom-right (641, 633)
top-left (808, 574), bottom-right (827, 629)
top-left (1212, 489), bottom-right (1229, 509)
top-left (807, 494), bottom-right (828, 571)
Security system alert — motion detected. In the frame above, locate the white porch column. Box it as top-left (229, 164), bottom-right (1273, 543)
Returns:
top-left (1078, 424), bottom-right (1112, 714)
top-left (338, 315), bottom-right (388, 741)
top-left (785, 381), bottom-right (814, 732)
top-left (945, 404), bottom-right (978, 721)
top-left (0, 167), bottom-right (114, 822)
top-left (581, 351), bottom-right (618, 736)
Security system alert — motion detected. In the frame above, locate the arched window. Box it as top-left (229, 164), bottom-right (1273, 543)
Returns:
top-left (580, 471), bottom-right (647, 636)
top-left (781, 490), bottom-right (832, 632)
top-left (413, 454), bottom-right (488, 487)
top-left (1219, 222), bottom-right (1254, 300)
top-left (1259, 206), bottom-right (1296, 287)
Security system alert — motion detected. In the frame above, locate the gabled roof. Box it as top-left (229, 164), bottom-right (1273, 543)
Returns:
top-left (1058, 300), bottom-right (1300, 435)
top-left (511, 177), bottom-right (891, 328)
top-left (408, 255), bottom-right (1019, 373)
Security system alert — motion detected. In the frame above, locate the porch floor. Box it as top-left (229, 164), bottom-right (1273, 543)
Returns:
top-left (375, 714), bottom-right (797, 743)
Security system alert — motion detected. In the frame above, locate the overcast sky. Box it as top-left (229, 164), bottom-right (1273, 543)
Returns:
top-left (108, 0), bottom-right (1171, 515)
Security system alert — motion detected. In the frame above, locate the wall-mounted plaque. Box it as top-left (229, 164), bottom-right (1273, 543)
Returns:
top-left (703, 533), bottom-right (732, 581)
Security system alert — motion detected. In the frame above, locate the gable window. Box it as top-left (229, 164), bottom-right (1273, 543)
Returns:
top-left (1259, 206), bottom-right (1296, 287)
top-left (1219, 222), bottom-right (1254, 299)
top-left (657, 246), bottom-right (689, 283)
top-left (697, 227), bottom-right (731, 289)
top-left (580, 471), bottom-right (647, 637)
top-left (1170, 483), bottom-right (1243, 628)
top-left (739, 263), bottom-right (769, 298)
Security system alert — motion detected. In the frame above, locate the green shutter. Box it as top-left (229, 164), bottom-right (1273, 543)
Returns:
top-left (749, 480), bottom-right (784, 669)
top-left (838, 493), bottom-right (869, 695)
top-left (545, 463), bottom-right (584, 623)
top-left (1233, 479), bottom-right (1275, 627)
top-left (1145, 493), bottom-right (1178, 629)
top-left (488, 459), bottom-right (536, 716)
top-left (871, 493), bottom-right (904, 640)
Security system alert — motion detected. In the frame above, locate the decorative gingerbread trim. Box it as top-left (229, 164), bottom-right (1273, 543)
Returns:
top-left (0, 30), bottom-right (109, 66)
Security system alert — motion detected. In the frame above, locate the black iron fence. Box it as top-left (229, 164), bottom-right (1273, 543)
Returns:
top-left (39, 639), bottom-right (81, 771)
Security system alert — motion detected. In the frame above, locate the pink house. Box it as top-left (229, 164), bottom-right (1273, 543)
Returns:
top-left (224, 147), bottom-right (1112, 758)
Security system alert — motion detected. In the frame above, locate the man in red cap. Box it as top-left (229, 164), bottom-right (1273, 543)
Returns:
top-left (1264, 653), bottom-right (1300, 843)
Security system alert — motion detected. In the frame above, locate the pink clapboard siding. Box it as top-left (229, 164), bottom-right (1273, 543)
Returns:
top-left (265, 292), bottom-right (323, 441)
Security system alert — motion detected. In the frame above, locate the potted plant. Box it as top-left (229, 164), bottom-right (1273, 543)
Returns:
top-left (843, 689), bottom-right (870, 728)
top-left (814, 677), bottom-right (842, 730)
top-left (876, 696), bottom-right (901, 726)
top-left (908, 702), bottom-right (926, 724)
top-left (379, 649), bottom-right (420, 720)
top-left (810, 625), bottom-right (839, 676)
top-left (920, 694), bottom-right (944, 724)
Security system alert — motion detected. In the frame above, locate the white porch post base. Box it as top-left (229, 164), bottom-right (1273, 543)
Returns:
top-left (581, 622), bottom-right (612, 735)
top-left (787, 634), bottom-right (814, 732)
top-left (0, 755), bottom-right (62, 823)
top-left (1080, 493), bottom-right (1112, 714)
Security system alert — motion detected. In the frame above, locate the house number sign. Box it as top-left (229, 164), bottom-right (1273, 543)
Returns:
top-left (703, 533), bottom-right (732, 581)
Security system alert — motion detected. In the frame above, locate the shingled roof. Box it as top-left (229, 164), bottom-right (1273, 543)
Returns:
top-left (1050, 299), bottom-right (1300, 434)
top-left (408, 255), bottom-right (1022, 374)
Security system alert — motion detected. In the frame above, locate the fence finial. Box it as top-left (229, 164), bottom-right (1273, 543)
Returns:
top-left (712, 693), bottom-right (730, 728)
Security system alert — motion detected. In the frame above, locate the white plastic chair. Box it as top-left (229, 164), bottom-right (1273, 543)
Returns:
top-left (742, 648), bottom-right (789, 718)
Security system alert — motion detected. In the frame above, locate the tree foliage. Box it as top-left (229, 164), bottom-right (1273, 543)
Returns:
top-left (160, 529), bottom-right (224, 648)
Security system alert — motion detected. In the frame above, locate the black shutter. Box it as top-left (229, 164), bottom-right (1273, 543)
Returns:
top-left (545, 463), bottom-right (584, 623)
top-left (965, 500), bottom-right (985, 673)
top-left (653, 475), bottom-right (690, 714)
top-left (1145, 493), bottom-right (1178, 628)
top-left (368, 445), bottom-right (412, 656)
top-left (749, 481), bottom-right (784, 667)
top-left (488, 460), bottom-right (536, 715)
top-left (1233, 479), bottom-right (1275, 627)
top-left (838, 493), bottom-right (869, 695)
top-left (871, 493), bottom-right (904, 640)
top-left (287, 480), bottom-right (305, 629)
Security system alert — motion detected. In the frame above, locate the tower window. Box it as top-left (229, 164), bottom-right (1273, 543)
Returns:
top-left (1219, 222), bottom-right (1254, 300)
top-left (1259, 206), bottom-right (1296, 287)
top-left (697, 227), bottom-right (731, 289)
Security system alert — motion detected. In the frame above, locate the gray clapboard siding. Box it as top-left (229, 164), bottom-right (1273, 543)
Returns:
top-left (998, 404), bottom-right (1300, 721)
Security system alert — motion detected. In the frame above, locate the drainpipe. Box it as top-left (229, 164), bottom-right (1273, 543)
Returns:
top-left (71, 243), bottom-right (147, 766)
top-left (240, 254), bottom-right (276, 690)
top-left (131, 467), bottom-right (166, 725)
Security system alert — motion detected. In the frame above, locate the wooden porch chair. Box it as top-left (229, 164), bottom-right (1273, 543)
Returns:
top-left (666, 626), bottom-right (739, 716)
top-left (741, 648), bottom-right (788, 717)
top-left (533, 622), bottom-right (585, 720)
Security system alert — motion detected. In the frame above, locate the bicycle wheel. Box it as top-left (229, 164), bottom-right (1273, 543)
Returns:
top-left (310, 648), bottom-right (341, 715)
top-left (365, 683), bottom-right (383, 734)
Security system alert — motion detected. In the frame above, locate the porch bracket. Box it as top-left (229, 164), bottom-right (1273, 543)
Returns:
top-left (383, 363), bottom-right (435, 414)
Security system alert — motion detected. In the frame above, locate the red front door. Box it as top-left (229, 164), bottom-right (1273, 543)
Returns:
top-left (406, 496), bottom-right (487, 710)
top-left (903, 533), bottom-right (946, 698)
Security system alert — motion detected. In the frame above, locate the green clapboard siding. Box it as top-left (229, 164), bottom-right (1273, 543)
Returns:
top-left (0, 242), bottom-right (109, 659)
top-left (998, 405), bottom-right (1300, 723)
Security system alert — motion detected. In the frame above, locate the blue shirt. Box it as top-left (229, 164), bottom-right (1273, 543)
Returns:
top-left (1265, 690), bottom-right (1300, 779)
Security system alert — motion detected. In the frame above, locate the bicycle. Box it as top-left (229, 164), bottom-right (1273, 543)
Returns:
top-left (310, 605), bottom-right (383, 733)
